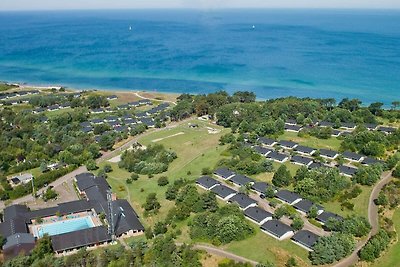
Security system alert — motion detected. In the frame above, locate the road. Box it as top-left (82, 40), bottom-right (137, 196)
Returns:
top-left (0, 118), bottom-right (191, 211)
top-left (334, 171), bottom-right (393, 267)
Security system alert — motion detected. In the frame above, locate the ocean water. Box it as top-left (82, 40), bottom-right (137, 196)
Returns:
top-left (0, 9), bottom-right (399, 104)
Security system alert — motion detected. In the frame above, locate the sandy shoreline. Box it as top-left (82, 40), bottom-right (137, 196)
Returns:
top-left (11, 82), bottom-right (181, 103)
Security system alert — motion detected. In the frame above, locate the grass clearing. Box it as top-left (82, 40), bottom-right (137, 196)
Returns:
top-left (279, 131), bottom-right (342, 151)
top-left (224, 228), bottom-right (311, 266)
top-left (101, 119), bottom-right (230, 228)
top-left (370, 208), bottom-right (400, 267)
top-left (325, 185), bottom-right (372, 218)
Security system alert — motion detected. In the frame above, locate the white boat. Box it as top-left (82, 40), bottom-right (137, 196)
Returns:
top-left (129, 26), bottom-right (132, 31)
top-left (252, 25), bottom-right (256, 29)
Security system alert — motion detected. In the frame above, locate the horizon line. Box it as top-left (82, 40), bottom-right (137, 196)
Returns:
top-left (1, 7), bottom-right (400, 12)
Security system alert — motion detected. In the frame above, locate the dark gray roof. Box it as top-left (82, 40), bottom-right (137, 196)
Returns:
top-left (214, 168), bottom-right (235, 179)
top-left (229, 174), bottom-right (254, 186)
top-left (286, 119), bottom-right (297, 125)
top-left (244, 207), bottom-right (273, 223)
top-left (3, 233), bottom-right (36, 259)
top-left (332, 129), bottom-right (342, 136)
top-left (261, 220), bottom-right (293, 238)
top-left (284, 124), bottom-right (302, 131)
top-left (361, 157), bottom-right (383, 166)
top-left (275, 190), bottom-right (302, 204)
top-left (251, 182), bottom-right (274, 194)
top-left (210, 185), bottom-right (237, 199)
top-left (196, 176), bottom-right (220, 189)
top-left (112, 199), bottom-right (145, 236)
top-left (141, 117), bottom-right (155, 126)
top-left (291, 230), bottom-right (320, 249)
top-left (364, 123), bottom-right (378, 130)
top-left (342, 151), bottom-right (364, 161)
top-left (75, 173), bottom-right (95, 189)
top-left (3, 233), bottom-right (35, 251)
top-left (377, 126), bottom-right (396, 133)
top-left (294, 145), bottom-right (315, 154)
top-left (0, 217), bottom-right (29, 237)
top-left (316, 211), bottom-right (343, 224)
top-left (319, 149), bottom-right (339, 158)
top-left (338, 165), bottom-right (358, 176)
top-left (341, 122), bottom-right (356, 129)
top-left (51, 226), bottom-right (111, 252)
top-left (308, 162), bottom-right (325, 170)
top-left (293, 199), bottom-right (323, 214)
top-left (267, 151), bottom-right (288, 161)
top-left (253, 146), bottom-right (273, 155)
top-left (228, 193), bottom-right (257, 209)
top-left (3, 205), bottom-right (29, 221)
top-left (258, 137), bottom-right (277, 146)
top-left (319, 121), bottom-right (333, 127)
top-left (291, 155), bottom-right (313, 165)
top-left (278, 140), bottom-right (298, 148)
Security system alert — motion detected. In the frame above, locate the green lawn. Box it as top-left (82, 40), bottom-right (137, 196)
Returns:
top-left (370, 208), bottom-right (400, 267)
top-left (100, 120), bottom-right (230, 227)
top-left (224, 229), bottom-right (311, 266)
top-left (324, 185), bottom-right (373, 218)
top-left (279, 131), bottom-right (342, 151)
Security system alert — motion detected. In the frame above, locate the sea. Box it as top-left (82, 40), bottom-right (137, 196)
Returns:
top-left (0, 9), bottom-right (399, 105)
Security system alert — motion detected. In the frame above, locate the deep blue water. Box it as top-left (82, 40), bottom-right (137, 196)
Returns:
top-left (0, 9), bottom-right (399, 104)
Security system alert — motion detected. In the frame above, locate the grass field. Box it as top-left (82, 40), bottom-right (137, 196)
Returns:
top-left (370, 209), bottom-right (400, 267)
top-left (224, 228), bottom-right (311, 266)
top-left (279, 131), bottom-right (342, 151)
top-left (100, 119), bottom-right (230, 227)
top-left (325, 185), bottom-right (373, 218)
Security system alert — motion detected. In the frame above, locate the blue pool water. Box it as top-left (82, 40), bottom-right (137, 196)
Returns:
top-left (36, 216), bottom-right (95, 237)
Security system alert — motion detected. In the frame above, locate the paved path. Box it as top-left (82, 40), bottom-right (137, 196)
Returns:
top-left (334, 171), bottom-right (393, 267)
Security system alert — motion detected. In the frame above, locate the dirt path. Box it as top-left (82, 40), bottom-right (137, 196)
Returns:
top-left (334, 171), bottom-right (393, 267)
top-left (152, 132), bottom-right (184, 142)
top-left (134, 92), bottom-right (177, 106)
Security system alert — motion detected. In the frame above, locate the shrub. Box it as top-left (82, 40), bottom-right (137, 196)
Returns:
top-left (157, 176), bottom-right (169, 186)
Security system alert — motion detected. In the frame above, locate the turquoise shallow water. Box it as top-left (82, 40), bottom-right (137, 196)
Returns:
top-left (0, 9), bottom-right (399, 104)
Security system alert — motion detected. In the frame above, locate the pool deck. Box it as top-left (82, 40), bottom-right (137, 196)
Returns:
top-left (28, 211), bottom-right (102, 238)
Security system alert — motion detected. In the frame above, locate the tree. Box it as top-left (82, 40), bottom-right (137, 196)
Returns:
top-left (393, 164), bottom-right (400, 178)
top-left (265, 186), bottom-right (275, 198)
top-left (308, 205), bottom-right (318, 219)
top-left (131, 173), bottom-right (139, 181)
top-left (310, 233), bottom-right (355, 265)
top-left (286, 257), bottom-right (297, 267)
top-left (42, 187), bottom-right (57, 201)
top-left (30, 234), bottom-right (53, 261)
top-left (157, 176), bottom-right (169, 186)
top-left (154, 221), bottom-right (168, 235)
top-left (86, 159), bottom-right (98, 171)
top-left (40, 162), bottom-right (48, 173)
top-left (103, 164), bottom-right (113, 173)
top-left (272, 165), bottom-right (292, 187)
top-left (142, 193), bottom-right (161, 214)
top-left (353, 165), bottom-right (382, 186)
top-left (368, 101), bottom-right (384, 115)
top-left (291, 217), bottom-right (304, 231)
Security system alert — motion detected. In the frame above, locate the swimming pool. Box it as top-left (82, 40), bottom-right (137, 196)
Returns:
top-left (34, 216), bottom-right (95, 237)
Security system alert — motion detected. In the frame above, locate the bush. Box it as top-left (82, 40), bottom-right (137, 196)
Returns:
top-left (103, 164), bottom-right (113, 173)
top-left (119, 144), bottom-right (177, 175)
top-left (157, 176), bottom-right (169, 186)
top-left (131, 173), bottom-right (139, 181)
top-left (42, 188), bottom-right (57, 201)
top-left (126, 178), bottom-right (132, 184)
top-left (201, 167), bottom-right (212, 175)
top-left (359, 229), bottom-right (391, 262)
top-left (310, 233), bottom-right (355, 265)
top-left (393, 164), bottom-right (400, 178)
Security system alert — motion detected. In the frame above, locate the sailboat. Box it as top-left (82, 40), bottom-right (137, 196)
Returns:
top-left (129, 26), bottom-right (132, 31)
top-left (252, 25), bottom-right (256, 29)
